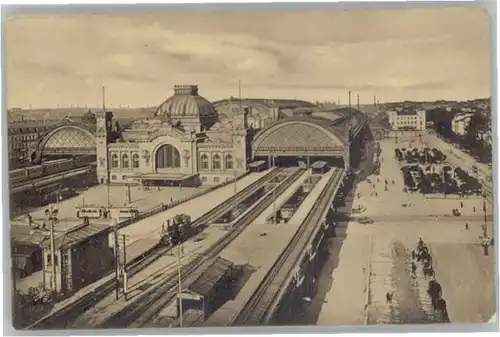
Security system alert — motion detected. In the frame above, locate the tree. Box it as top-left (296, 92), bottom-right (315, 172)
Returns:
top-left (377, 111), bottom-right (391, 129)
top-left (464, 113), bottom-right (486, 146)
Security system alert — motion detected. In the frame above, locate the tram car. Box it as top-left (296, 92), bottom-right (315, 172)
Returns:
top-left (159, 214), bottom-right (194, 246)
top-left (76, 205), bottom-right (108, 219)
top-left (109, 207), bottom-right (139, 220)
top-left (9, 155), bottom-right (95, 185)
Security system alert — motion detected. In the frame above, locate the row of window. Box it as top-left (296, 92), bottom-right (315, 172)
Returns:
top-left (396, 120), bottom-right (424, 126)
top-left (10, 142), bottom-right (34, 151)
top-left (9, 134), bottom-right (38, 142)
top-left (108, 151), bottom-right (235, 171)
top-left (8, 126), bottom-right (48, 135)
top-left (110, 153), bottom-right (140, 169)
top-left (199, 153), bottom-right (233, 170)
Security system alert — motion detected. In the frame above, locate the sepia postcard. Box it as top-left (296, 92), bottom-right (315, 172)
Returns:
top-left (3, 4), bottom-right (496, 332)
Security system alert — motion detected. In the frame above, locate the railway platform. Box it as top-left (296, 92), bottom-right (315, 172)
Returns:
top-left (204, 169), bottom-right (338, 326)
top-left (119, 170), bottom-right (272, 244)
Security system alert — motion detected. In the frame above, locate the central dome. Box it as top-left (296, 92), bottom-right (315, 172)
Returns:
top-left (155, 85), bottom-right (217, 119)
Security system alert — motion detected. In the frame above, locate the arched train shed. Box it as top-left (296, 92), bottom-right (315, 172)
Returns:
top-left (251, 109), bottom-right (372, 171)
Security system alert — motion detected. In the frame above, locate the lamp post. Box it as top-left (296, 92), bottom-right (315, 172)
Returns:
top-left (45, 205), bottom-right (59, 292)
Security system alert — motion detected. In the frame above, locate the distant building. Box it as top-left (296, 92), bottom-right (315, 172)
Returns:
top-left (388, 109), bottom-right (426, 131)
top-left (451, 113), bottom-right (474, 136)
top-left (7, 121), bottom-right (61, 166)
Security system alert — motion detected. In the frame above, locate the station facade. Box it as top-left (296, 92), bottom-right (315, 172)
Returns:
top-left (96, 85), bottom-right (250, 187)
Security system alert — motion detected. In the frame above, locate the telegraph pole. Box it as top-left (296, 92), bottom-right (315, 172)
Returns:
top-left (483, 196), bottom-right (489, 256)
top-left (177, 244), bottom-right (184, 327)
top-left (49, 206), bottom-right (57, 291)
top-left (114, 220), bottom-right (120, 299)
top-left (234, 79), bottom-right (243, 196)
top-left (357, 94), bottom-right (360, 111)
top-left (122, 234), bottom-right (128, 300)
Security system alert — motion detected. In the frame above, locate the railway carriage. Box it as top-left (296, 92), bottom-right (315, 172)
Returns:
top-left (74, 155), bottom-right (94, 168)
top-left (25, 165), bottom-right (44, 180)
top-left (9, 168), bottom-right (29, 185)
top-left (248, 160), bottom-right (266, 172)
top-left (9, 156), bottom-right (95, 185)
top-left (42, 158), bottom-right (74, 175)
top-left (311, 161), bottom-right (328, 174)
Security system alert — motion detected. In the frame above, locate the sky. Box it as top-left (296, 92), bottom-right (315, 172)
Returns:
top-left (4, 6), bottom-right (492, 109)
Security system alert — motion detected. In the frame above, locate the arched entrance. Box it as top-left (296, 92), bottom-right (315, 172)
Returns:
top-left (155, 144), bottom-right (181, 170)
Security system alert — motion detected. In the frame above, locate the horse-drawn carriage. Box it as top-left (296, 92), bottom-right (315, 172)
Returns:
top-left (413, 238), bottom-right (449, 321)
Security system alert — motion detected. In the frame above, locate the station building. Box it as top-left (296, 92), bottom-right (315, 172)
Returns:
top-left (96, 85), bottom-right (250, 187)
top-left (33, 84), bottom-right (373, 189)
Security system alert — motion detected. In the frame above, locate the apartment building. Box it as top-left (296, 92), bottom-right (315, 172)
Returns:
top-left (388, 109), bottom-right (426, 131)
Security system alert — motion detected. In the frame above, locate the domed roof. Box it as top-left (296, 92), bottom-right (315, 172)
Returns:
top-left (155, 85), bottom-right (217, 119)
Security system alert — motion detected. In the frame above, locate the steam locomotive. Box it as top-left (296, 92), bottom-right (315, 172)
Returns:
top-left (159, 214), bottom-right (194, 246)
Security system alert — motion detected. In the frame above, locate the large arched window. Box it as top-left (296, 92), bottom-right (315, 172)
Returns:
top-left (225, 154), bottom-right (233, 170)
top-left (132, 153), bottom-right (140, 168)
top-left (212, 154), bottom-right (221, 170)
top-left (200, 154), bottom-right (209, 170)
top-left (111, 154), bottom-right (119, 168)
top-left (155, 144), bottom-right (181, 169)
top-left (122, 154), bottom-right (129, 169)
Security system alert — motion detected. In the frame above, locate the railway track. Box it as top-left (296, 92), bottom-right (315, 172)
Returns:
top-left (233, 168), bottom-right (345, 326)
top-left (28, 168), bottom-right (282, 330)
top-left (101, 167), bottom-right (307, 328)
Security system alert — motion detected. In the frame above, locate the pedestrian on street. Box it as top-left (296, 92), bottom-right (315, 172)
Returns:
top-left (473, 206), bottom-right (476, 212)
top-left (460, 201), bottom-right (463, 208)
top-left (386, 292), bottom-right (393, 304)
top-left (465, 222), bottom-right (469, 230)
